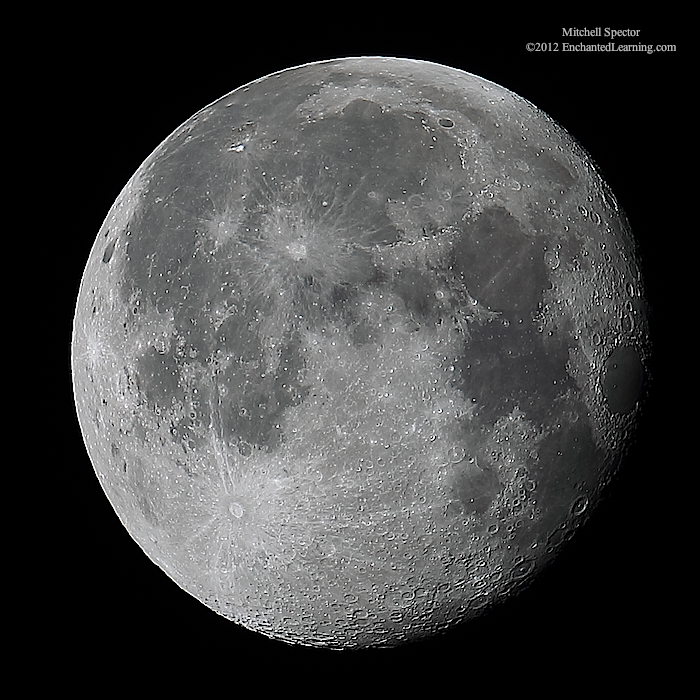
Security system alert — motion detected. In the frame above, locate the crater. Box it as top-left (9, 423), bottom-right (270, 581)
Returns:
top-left (102, 239), bottom-right (116, 264)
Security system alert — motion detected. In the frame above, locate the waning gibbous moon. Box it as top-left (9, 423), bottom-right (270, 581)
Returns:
top-left (72, 57), bottom-right (650, 649)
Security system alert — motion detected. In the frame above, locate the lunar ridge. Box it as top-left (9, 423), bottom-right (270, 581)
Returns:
top-left (72, 57), bottom-right (650, 648)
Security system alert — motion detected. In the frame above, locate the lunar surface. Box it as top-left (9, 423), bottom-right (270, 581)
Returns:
top-left (72, 57), bottom-right (650, 649)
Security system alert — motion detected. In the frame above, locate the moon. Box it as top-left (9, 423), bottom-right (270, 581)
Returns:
top-left (71, 57), bottom-right (650, 649)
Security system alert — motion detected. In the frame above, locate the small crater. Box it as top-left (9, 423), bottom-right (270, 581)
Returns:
top-left (571, 495), bottom-right (589, 516)
top-left (621, 311), bottom-right (635, 334)
top-left (229, 501), bottom-right (244, 518)
top-left (544, 249), bottom-right (560, 270)
top-left (448, 445), bottom-right (467, 464)
top-left (408, 193), bottom-right (424, 209)
top-left (286, 240), bottom-right (308, 261)
top-left (438, 117), bottom-right (455, 129)
top-left (102, 239), bottom-right (116, 264)
top-left (511, 559), bottom-right (533, 580)
top-left (238, 441), bottom-right (252, 457)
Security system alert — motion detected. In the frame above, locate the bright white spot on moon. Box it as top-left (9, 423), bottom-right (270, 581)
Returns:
top-left (286, 241), bottom-right (308, 261)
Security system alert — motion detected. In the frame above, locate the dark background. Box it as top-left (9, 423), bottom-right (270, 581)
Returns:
top-left (36, 13), bottom-right (682, 690)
